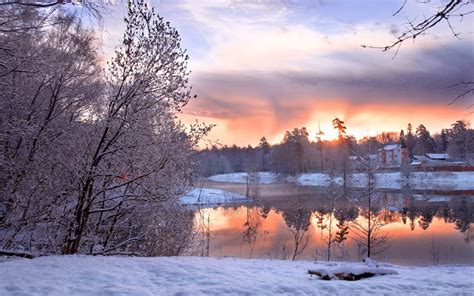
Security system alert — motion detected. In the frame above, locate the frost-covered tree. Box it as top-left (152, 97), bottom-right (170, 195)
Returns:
top-left (1, 8), bottom-right (103, 252)
top-left (257, 137), bottom-right (271, 171)
top-left (271, 127), bottom-right (311, 175)
top-left (414, 124), bottom-right (436, 155)
top-left (0, 0), bottom-right (108, 20)
top-left (447, 120), bottom-right (473, 160)
top-left (61, 0), bottom-right (208, 254)
top-left (1, 1), bottom-right (210, 255)
top-left (405, 123), bottom-right (416, 157)
top-left (332, 118), bottom-right (351, 187)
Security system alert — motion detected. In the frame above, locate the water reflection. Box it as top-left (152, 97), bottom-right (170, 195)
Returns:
top-left (190, 187), bottom-right (473, 265)
top-left (282, 203), bottom-right (313, 260)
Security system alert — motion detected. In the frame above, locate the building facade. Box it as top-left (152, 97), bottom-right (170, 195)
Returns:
top-left (378, 144), bottom-right (409, 167)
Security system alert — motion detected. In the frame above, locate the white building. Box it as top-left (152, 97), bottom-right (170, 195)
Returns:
top-left (378, 144), bottom-right (409, 167)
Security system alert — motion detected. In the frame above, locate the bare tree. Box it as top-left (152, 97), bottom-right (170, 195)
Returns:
top-left (364, 1), bottom-right (472, 51)
top-left (362, 0), bottom-right (473, 103)
top-left (350, 142), bottom-right (389, 258)
top-left (0, 0), bottom-right (108, 20)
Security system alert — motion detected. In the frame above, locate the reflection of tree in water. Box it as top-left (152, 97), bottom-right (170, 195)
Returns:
top-left (311, 207), bottom-right (334, 261)
top-left (401, 195), bottom-right (472, 238)
top-left (258, 205), bottom-right (272, 220)
top-left (242, 207), bottom-right (263, 258)
top-left (314, 209), bottom-right (328, 240)
top-left (332, 208), bottom-right (351, 260)
top-left (418, 208), bottom-right (435, 230)
top-left (194, 207), bottom-right (211, 257)
top-left (401, 207), bottom-right (408, 225)
top-left (449, 198), bottom-right (472, 242)
top-left (440, 205), bottom-right (452, 224)
top-left (351, 206), bottom-right (389, 259)
top-left (333, 207), bottom-right (358, 244)
top-left (350, 189), bottom-right (390, 259)
top-left (380, 208), bottom-right (401, 224)
top-left (407, 202), bottom-right (418, 231)
top-left (282, 204), bottom-right (313, 260)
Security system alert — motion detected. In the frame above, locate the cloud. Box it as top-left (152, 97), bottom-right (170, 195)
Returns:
top-left (98, 1), bottom-right (474, 145)
top-left (181, 40), bottom-right (473, 145)
top-left (189, 40), bottom-right (473, 108)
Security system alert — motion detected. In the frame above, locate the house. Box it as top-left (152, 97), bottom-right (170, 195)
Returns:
top-left (378, 144), bottom-right (409, 167)
top-left (413, 153), bottom-right (450, 165)
top-left (425, 153), bottom-right (449, 161)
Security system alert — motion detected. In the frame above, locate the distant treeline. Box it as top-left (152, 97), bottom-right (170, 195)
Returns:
top-left (197, 120), bottom-right (474, 177)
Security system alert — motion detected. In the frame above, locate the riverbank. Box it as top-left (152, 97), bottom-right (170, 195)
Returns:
top-left (207, 171), bottom-right (474, 190)
top-left (180, 188), bottom-right (250, 205)
top-left (1, 256), bottom-right (472, 295)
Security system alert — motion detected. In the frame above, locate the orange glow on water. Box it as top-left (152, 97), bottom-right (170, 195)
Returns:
top-left (192, 205), bottom-right (473, 264)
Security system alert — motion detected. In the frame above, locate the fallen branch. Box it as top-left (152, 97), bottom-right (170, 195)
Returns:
top-left (0, 249), bottom-right (35, 259)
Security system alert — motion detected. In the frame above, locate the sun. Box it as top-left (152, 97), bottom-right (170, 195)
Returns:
top-left (305, 121), bottom-right (340, 141)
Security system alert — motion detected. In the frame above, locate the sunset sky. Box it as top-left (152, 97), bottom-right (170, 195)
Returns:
top-left (98, 0), bottom-right (474, 146)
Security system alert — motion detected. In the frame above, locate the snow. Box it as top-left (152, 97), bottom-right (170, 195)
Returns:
top-left (425, 153), bottom-right (449, 160)
top-left (297, 172), bottom-right (474, 190)
top-left (362, 257), bottom-right (380, 268)
top-left (208, 171), bottom-right (474, 190)
top-left (383, 144), bottom-right (399, 151)
top-left (208, 172), bottom-right (278, 184)
top-left (427, 196), bottom-right (451, 202)
top-left (308, 258), bottom-right (398, 281)
top-left (0, 256), bottom-right (473, 295)
top-left (180, 188), bottom-right (250, 205)
top-left (309, 266), bottom-right (397, 280)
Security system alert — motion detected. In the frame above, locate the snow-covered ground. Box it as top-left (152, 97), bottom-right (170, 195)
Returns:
top-left (180, 188), bottom-right (250, 205)
top-left (0, 256), bottom-right (472, 295)
top-left (208, 171), bottom-right (474, 190)
top-left (208, 172), bottom-right (278, 184)
top-left (297, 171), bottom-right (474, 190)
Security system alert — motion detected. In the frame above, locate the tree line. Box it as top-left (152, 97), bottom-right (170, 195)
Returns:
top-left (198, 119), bottom-right (473, 177)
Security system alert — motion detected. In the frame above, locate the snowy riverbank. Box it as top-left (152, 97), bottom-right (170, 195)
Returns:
top-left (0, 256), bottom-right (472, 295)
top-left (180, 188), bottom-right (250, 205)
top-left (297, 171), bottom-right (474, 190)
top-left (208, 172), bottom-right (278, 184)
top-left (208, 171), bottom-right (474, 190)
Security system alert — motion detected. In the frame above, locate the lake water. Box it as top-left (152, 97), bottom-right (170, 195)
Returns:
top-left (190, 183), bottom-right (473, 266)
